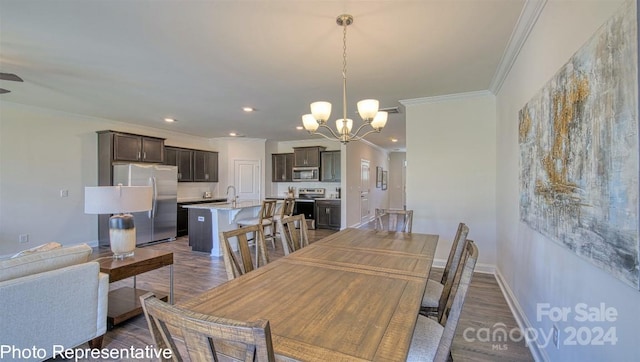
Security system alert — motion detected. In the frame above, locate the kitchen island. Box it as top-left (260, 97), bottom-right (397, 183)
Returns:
top-left (183, 200), bottom-right (264, 256)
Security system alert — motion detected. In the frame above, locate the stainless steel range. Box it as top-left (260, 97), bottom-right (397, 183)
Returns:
top-left (295, 188), bottom-right (325, 229)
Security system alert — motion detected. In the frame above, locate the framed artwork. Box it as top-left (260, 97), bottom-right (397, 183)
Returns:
top-left (376, 167), bottom-right (383, 188)
top-left (381, 171), bottom-right (388, 191)
top-left (518, 0), bottom-right (639, 289)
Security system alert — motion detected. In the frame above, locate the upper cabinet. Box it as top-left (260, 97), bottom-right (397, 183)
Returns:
top-left (165, 147), bottom-right (218, 182)
top-left (272, 153), bottom-right (294, 182)
top-left (293, 146), bottom-right (325, 167)
top-left (320, 151), bottom-right (341, 182)
top-left (193, 150), bottom-right (218, 182)
top-left (165, 147), bottom-right (194, 181)
top-left (99, 131), bottom-right (165, 163)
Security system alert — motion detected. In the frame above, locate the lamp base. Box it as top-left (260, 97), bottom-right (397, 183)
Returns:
top-left (109, 214), bottom-right (137, 259)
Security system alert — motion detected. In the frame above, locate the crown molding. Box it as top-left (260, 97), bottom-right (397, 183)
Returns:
top-left (489, 0), bottom-right (548, 94)
top-left (399, 90), bottom-right (493, 106)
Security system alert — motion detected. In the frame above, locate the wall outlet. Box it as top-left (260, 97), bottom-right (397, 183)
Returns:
top-left (552, 325), bottom-right (560, 349)
top-left (19, 234), bottom-right (29, 244)
top-left (60, 189), bottom-right (69, 198)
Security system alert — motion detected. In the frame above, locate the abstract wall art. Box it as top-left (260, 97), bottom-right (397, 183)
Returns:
top-left (519, 0), bottom-right (639, 289)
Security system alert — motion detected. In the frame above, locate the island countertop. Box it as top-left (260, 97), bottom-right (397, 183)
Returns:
top-left (182, 200), bottom-right (263, 211)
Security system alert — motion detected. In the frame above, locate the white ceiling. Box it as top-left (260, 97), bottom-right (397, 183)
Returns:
top-left (0, 0), bottom-right (526, 151)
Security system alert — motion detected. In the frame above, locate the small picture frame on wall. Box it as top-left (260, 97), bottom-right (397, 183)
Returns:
top-left (381, 171), bottom-right (388, 190)
top-left (376, 167), bottom-right (383, 188)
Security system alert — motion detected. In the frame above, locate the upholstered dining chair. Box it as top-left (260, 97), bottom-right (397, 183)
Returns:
top-left (237, 199), bottom-right (277, 249)
top-left (421, 222), bottom-right (469, 321)
top-left (140, 293), bottom-right (276, 362)
top-left (375, 208), bottom-right (414, 233)
top-left (279, 214), bottom-right (310, 255)
top-left (273, 198), bottom-right (295, 240)
top-left (407, 240), bottom-right (478, 362)
top-left (220, 225), bottom-right (269, 280)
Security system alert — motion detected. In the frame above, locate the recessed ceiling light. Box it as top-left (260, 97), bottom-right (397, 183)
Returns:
top-left (229, 132), bottom-right (237, 136)
top-left (164, 118), bottom-right (177, 123)
top-left (242, 107), bottom-right (255, 112)
top-left (391, 138), bottom-right (398, 142)
top-left (296, 126), bottom-right (303, 130)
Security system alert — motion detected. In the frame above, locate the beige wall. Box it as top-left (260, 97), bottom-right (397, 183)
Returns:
top-left (404, 92), bottom-right (497, 267)
top-left (388, 152), bottom-right (406, 209)
top-left (495, 0), bottom-right (638, 360)
top-left (343, 140), bottom-right (389, 227)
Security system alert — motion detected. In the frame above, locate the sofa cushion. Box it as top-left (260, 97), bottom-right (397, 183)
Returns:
top-left (11, 241), bottom-right (62, 258)
top-left (0, 243), bottom-right (92, 282)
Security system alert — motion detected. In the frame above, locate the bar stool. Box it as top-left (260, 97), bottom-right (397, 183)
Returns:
top-left (236, 200), bottom-right (277, 249)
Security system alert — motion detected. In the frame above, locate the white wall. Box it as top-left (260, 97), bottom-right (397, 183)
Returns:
top-left (211, 137), bottom-right (266, 200)
top-left (388, 152), bottom-right (406, 209)
top-left (0, 102), bottom-right (219, 255)
top-left (496, 0), bottom-right (639, 360)
top-left (404, 92), bottom-right (497, 268)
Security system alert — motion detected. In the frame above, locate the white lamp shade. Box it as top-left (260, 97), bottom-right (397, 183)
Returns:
top-left (336, 118), bottom-right (353, 134)
top-left (310, 101), bottom-right (332, 123)
top-left (357, 99), bottom-right (379, 121)
top-left (84, 186), bottom-right (152, 214)
top-left (371, 111), bottom-right (388, 129)
top-left (302, 114), bottom-right (319, 132)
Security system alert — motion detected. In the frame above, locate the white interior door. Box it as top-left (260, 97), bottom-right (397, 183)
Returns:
top-left (360, 159), bottom-right (370, 224)
top-left (234, 159), bottom-right (261, 201)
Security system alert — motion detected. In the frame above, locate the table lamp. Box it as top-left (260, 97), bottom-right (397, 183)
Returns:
top-left (85, 185), bottom-right (152, 259)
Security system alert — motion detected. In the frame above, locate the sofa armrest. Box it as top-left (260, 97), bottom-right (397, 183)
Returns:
top-left (0, 261), bottom-right (105, 361)
top-left (96, 272), bottom-right (109, 336)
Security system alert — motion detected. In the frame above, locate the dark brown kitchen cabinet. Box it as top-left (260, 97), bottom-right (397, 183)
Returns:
top-left (272, 153), bottom-right (294, 182)
top-left (293, 146), bottom-right (325, 167)
top-left (109, 132), bottom-right (164, 163)
top-left (193, 150), bottom-right (218, 182)
top-left (98, 130), bottom-right (165, 164)
top-left (316, 200), bottom-right (341, 230)
top-left (165, 147), bottom-right (193, 181)
top-left (320, 151), bottom-right (341, 182)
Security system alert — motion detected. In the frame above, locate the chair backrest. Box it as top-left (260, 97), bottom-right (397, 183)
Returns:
top-left (437, 223), bottom-right (469, 321)
top-left (220, 224), bottom-right (268, 280)
top-left (434, 240), bottom-right (478, 361)
top-left (259, 200), bottom-right (277, 223)
top-left (279, 214), bottom-right (309, 255)
top-left (375, 208), bottom-right (413, 233)
top-left (278, 198), bottom-right (295, 219)
top-left (141, 293), bottom-right (276, 362)
top-left (440, 223), bottom-right (469, 284)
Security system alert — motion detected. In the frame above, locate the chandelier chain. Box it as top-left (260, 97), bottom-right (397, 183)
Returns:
top-left (342, 17), bottom-right (348, 131)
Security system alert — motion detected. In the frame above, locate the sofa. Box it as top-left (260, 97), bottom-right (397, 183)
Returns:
top-left (0, 243), bottom-right (109, 361)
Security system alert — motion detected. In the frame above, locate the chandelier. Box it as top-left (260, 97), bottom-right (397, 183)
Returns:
top-left (302, 14), bottom-right (387, 144)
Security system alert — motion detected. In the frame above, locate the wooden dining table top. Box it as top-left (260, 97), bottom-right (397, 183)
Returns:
top-left (179, 228), bottom-right (439, 361)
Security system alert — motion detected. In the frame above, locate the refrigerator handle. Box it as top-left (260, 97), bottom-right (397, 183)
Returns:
top-left (148, 177), bottom-right (158, 219)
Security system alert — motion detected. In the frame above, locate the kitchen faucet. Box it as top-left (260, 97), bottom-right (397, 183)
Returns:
top-left (226, 185), bottom-right (237, 205)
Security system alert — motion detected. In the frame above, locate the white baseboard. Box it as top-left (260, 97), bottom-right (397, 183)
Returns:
top-left (431, 258), bottom-right (495, 274)
top-left (494, 268), bottom-right (548, 362)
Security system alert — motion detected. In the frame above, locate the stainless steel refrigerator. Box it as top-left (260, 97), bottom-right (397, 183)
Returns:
top-left (113, 164), bottom-right (178, 245)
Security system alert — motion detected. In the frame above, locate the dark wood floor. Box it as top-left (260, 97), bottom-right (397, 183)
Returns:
top-left (69, 228), bottom-right (533, 361)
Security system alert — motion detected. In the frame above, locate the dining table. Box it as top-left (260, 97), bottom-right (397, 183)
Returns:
top-left (179, 228), bottom-right (439, 361)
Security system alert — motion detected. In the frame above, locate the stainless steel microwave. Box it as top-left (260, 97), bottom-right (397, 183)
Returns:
top-left (292, 167), bottom-right (319, 182)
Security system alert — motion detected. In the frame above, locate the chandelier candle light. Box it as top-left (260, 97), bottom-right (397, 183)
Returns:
top-left (302, 14), bottom-right (388, 144)
top-left (84, 185), bottom-right (152, 259)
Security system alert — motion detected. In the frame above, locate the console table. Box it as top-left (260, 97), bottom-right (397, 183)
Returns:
top-left (93, 248), bottom-right (173, 328)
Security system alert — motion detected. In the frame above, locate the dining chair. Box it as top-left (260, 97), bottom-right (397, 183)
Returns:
top-left (220, 224), bottom-right (269, 280)
top-left (140, 293), bottom-right (276, 362)
top-left (273, 198), bottom-right (295, 240)
top-left (237, 199), bottom-right (277, 249)
top-left (375, 208), bottom-right (413, 233)
top-left (279, 214), bottom-right (310, 256)
top-left (420, 223), bottom-right (469, 320)
top-left (407, 240), bottom-right (478, 362)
